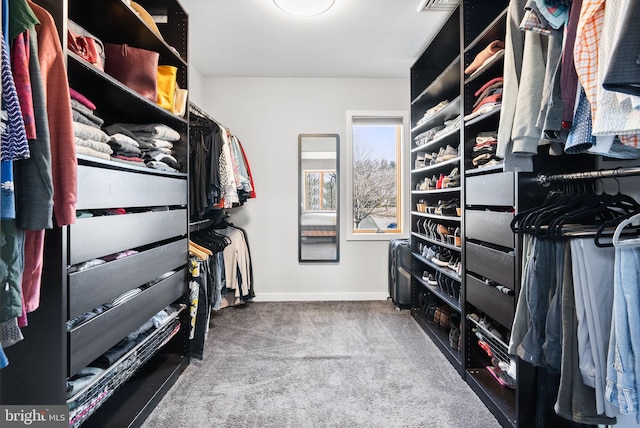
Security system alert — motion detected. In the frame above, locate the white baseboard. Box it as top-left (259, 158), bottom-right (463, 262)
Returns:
top-left (253, 292), bottom-right (389, 302)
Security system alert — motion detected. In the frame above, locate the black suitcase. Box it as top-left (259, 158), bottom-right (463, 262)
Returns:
top-left (388, 239), bottom-right (411, 310)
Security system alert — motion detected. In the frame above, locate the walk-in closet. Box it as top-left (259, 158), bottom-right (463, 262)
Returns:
top-left (1, 0), bottom-right (638, 427)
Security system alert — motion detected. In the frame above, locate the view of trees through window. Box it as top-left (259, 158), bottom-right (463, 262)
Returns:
top-left (352, 123), bottom-right (401, 233)
top-left (304, 171), bottom-right (337, 211)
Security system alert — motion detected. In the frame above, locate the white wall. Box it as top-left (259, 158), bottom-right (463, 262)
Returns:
top-left (188, 66), bottom-right (205, 107)
top-left (197, 77), bottom-right (410, 301)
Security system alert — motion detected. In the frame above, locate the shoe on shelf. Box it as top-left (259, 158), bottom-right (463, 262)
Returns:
top-left (447, 256), bottom-right (459, 271)
top-left (437, 224), bottom-right (452, 242)
top-left (428, 175), bottom-right (438, 190)
top-left (426, 273), bottom-right (438, 286)
top-left (432, 250), bottom-right (452, 267)
top-left (454, 227), bottom-right (461, 247)
top-left (435, 145), bottom-right (458, 163)
top-left (439, 199), bottom-right (460, 217)
top-left (449, 324), bottom-right (461, 349)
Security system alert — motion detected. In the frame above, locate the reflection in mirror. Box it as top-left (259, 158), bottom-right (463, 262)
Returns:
top-left (299, 134), bottom-right (339, 262)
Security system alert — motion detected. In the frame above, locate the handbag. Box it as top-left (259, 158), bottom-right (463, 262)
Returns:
top-left (172, 86), bottom-right (188, 117)
top-left (104, 43), bottom-right (159, 102)
top-left (156, 65), bottom-right (178, 111)
top-left (67, 29), bottom-right (105, 71)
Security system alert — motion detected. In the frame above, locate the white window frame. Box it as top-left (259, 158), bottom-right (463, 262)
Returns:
top-left (345, 110), bottom-right (409, 241)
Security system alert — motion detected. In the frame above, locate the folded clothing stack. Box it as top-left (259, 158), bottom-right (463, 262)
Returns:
top-left (106, 123), bottom-right (181, 172)
top-left (70, 88), bottom-right (112, 161)
top-left (464, 77), bottom-right (504, 121)
top-left (471, 131), bottom-right (501, 168)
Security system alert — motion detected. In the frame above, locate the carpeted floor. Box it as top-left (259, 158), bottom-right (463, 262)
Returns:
top-left (141, 301), bottom-right (501, 428)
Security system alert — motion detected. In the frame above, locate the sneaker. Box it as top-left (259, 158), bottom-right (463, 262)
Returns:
top-left (432, 250), bottom-right (452, 267)
top-left (447, 256), bottom-right (460, 270)
top-left (439, 199), bottom-right (460, 216)
top-left (435, 145), bottom-right (458, 163)
top-left (426, 274), bottom-right (438, 286)
top-left (449, 325), bottom-right (461, 349)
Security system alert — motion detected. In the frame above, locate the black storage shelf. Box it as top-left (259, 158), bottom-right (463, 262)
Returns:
top-left (463, 8), bottom-right (508, 54)
top-left (68, 54), bottom-right (188, 129)
top-left (465, 163), bottom-right (505, 176)
top-left (413, 252), bottom-right (461, 283)
top-left (411, 232), bottom-right (461, 252)
top-left (412, 212), bottom-right (461, 222)
top-left (466, 369), bottom-right (516, 428)
top-left (79, 353), bottom-right (188, 428)
top-left (68, 0), bottom-right (188, 67)
top-left (411, 128), bottom-right (460, 153)
top-left (414, 274), bottom-right (462, 313)
top-left (411, 55), bottom-right (461, 108)
top-left (411, 156), bottom-right (461, 175)
top-left (412, 309), bottom-right (463, 372)
top-left (411, 96), bottom-right (462, 133)
top-left (462, 2), bottom-right (509, 46)
top-left (463, 52), bottom-right (505, 86)
top-left (464, 105), bottom-right (502, 126)
top-left (412, 186), bottom-right (462, 195)
top-left (0, 1), bottom-right (191, 427)
top-left (78, 155), bottom-right (187, 178)
top-left (410, 6), bottom-right (461, 101)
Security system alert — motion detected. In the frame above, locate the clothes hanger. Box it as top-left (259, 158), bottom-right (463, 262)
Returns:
top-left (612, 211), bottom-right (640, 248)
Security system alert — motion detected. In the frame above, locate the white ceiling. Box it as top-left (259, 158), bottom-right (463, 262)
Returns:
top-left (180, 0), bottom-right (452, 78)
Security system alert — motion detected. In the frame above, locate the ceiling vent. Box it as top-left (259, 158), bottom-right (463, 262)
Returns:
top-left (416, 0), bottom-right (458, 12)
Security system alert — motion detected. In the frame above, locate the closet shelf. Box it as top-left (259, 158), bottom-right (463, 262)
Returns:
top-left (77, 154), bottom-right (188, 178)
top-left (464, 105), bottom-right (501, 127)
top-left (412, 232), bottom-right (461, 252)
top-left (412, 211), bottom-right (461, 222)
top-left (68, 54), bottom-right (188, 127)
top-left (463, 8), bottom-right (508, 53)
top-left (413, 252), bottom-right (461, 282)
top-left (463, 50), bottom-right (505, 85)
top-left (411, 156), bottom-right (461, 174)
top-left (412, 311), bottom-right (463, 371)
top-left (414, 273), bottom-right (462, 313)
top-left (411, 127), bottom-right (460, 153)
top-left (411, 55), bottom-right (461, 106)
top-left (412, 187), bottom-right (461, 195)
top-left (67, 306), bottom-right (184, 428)
top-left (68, 0), bottom-right (188, 66)
top-left (411, 96), bottom-right (462, 134)
top-left (466, 369), bottom-right (516, 428)
top-left (465, 163), bottom-right (504, 176)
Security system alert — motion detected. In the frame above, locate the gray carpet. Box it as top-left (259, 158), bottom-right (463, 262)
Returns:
top-left (141, 301), bottom-right (501, 428)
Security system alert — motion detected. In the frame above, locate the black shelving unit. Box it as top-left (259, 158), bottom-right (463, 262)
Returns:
top-left (0, 1), bottom-right (191, 427)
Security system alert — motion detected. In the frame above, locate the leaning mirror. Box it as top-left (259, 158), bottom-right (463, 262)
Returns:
top-left (298, 134), bottom-right (340, 263)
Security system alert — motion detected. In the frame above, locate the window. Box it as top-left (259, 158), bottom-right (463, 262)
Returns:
top-left (346, 111), bottom-right (407, 240)
top-left (304, 170), bottom-right (337, 211)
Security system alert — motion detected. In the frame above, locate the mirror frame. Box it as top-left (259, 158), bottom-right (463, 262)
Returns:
top-left (298, 133), bottom-right (340, 263)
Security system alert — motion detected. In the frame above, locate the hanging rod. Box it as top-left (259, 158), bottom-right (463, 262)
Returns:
top-left (188, 102), bottom-right (226, 130)
top-left (537, 166), bottom-right (640, 187)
